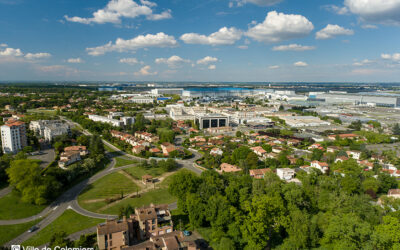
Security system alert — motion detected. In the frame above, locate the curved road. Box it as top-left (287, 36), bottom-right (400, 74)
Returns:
top-left (4, 119), bottom-right (203, 246)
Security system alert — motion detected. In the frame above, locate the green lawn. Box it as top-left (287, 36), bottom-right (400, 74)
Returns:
top-left (123, 166), bottom-right (165, 180)
top-left (78, 172), bottom-right (140, 213)
top-left (104, 143), bottom-right (117, 153)
top-left (100, 188), bottom-right (176, 215)
top-left (115, 157), bottom-right (137, 168)
top-left (0, 192), bottom-right (47, 220)
top-left (0, 218), bottom-right (42, 245)
top-left (23, 210), bottom-right (103, 247)
top-left (27, 109), bottom-right (57, 115)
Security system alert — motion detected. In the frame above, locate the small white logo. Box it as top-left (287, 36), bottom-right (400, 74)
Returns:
top-left (11, 245), bottom-right (21, 250)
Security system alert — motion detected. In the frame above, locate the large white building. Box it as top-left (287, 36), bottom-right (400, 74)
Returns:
top-left (151, 88), bottom-right (183, 96)
top-left (128, 96), bottom-right (154, 104)
top-left (281, 116), bottom-right (331, 128)
top-left (88, 114), bottom-right (123, 127)
top-left (30, 120), bottom-right (70, 142)
top-left (1, 121), bottom-right (27, 154)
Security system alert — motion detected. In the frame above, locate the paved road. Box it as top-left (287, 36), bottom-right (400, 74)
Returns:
top-left (0, 186), bottom-right (11, 198)
top-left (4, 118), bottom-right (204, 246)
top-left (4, 157), bottom-right (116, 246)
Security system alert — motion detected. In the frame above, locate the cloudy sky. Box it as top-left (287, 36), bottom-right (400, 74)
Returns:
top-left (0, 0), bottom-right (400, 82)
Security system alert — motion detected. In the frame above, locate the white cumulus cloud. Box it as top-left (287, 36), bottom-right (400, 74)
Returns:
top-left (180, 27), bottom-right (242, 46)
top-left (272, 44), bottom-right (315, 51)
top-left (197, 56), bottom-right (218, 65)
top-left (67, 58), bottom-right (83, 63)
top-left (344, 0), bottom-right (400, 25)
top-left (0, 47), bottom-right (23, 57)
top-left (294, 61), bottom-right (308, 67)
top-left (155, 55), bottom-right (190, 68)
top-left (134, 65), bottom-right (157, 76)
top-left (315, 24), bottom-right (354, 40)
top-left (231, 0), bottom-right (282, 7)
top-left (25, 53), bottom-right (51, 59)
top-left (323, 5), bottom-right (349, 15)
top-left (353, 59), bottom-right (373, 66)
top-left (119, 58), bottom-right (139, 64)
top-left (246, 11), bottom-right (314, 43)
top-left (86, 32), bottom-right (178, 56)
top-left (269, 65), bottom-right (280, 69)
top-left (64, 0), bottom-right (171, 25)
top-left (208, 65), bottom-right (216, 70)
top-left (381, 53), bottom-right (400, 61)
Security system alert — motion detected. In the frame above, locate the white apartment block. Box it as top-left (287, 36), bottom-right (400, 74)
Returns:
top-left (1, 121), bottom-right (27, 154)
top-left (30, 120), bottom-right (70, 142)
top-left (88, 115), bottom-right (123, 127)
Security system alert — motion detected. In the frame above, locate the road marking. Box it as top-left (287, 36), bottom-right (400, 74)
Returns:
top-left (53, 206), bottom-right (58, 211)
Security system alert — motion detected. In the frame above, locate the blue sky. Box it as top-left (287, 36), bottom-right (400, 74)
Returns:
top-left (0, 0), bottom-right (400, 82)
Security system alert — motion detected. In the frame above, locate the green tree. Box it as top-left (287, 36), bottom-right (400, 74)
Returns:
top-left (49, 231), bottom-right (73, 248)
top-left (216, 237), bottom-right (236, 250)
top-left (320, 213), bottom-right (373, 249)
top-left (241, 194), bottom-right (288, 249)
top-left (232, 146), bottom-right (252, 165)
top-left (6, 159), bottom-right (54, 204)
top-left (168, 170), bottom-right (200, 211)
top-left (393, 123), bottom-right (400, 135)
top-left (246, 152), bottom-right (259, 169)
top-left (372, 215), bottom-right (400, 249)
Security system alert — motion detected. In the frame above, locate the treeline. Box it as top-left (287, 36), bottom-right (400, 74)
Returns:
top-left (168, 164), bottom-right (399, 249)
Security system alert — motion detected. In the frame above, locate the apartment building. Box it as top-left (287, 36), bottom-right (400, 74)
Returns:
top-left (97, 204), bottom-right (175, 250)
top-left (135, 204), bottom-right (173, 239)
top-left (1, 121), bottom-right (27, 154)
top-left (30, 120), bottom-right (70, 141)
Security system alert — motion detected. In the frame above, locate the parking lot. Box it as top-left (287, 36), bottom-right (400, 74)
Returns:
top-left (28, 148), bottom-right (56, 168)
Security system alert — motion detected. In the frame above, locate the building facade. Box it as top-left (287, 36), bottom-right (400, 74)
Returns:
top-left (1, 121), bottom-right (27, 154)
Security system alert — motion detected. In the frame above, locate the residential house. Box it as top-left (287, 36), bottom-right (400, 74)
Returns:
top-left (308, 143), bottom-right (324, 151)
top-left (327, 146), bottom-right (340, 153)
top-left (59, 151), bottom-right (81, 168)
top-left (249, 168), bottom-right (271, 179)
top-left (210, 148), bottom-right (223, 156)
top-left (161, 142), bottom-right (176, 156)
top-left (328, 133), bottom-right (359, 140)
top-left (251, 146), bottom-right (266, 158)
top-left (132, 145), bottom-right (145, 155)
top-left (335, 156), bottom-right (349, 163)
top-left (346, 150), bottom-right (361, 160)
top-left (310, 161), bottom-right (329, 174)
top-left (276, 168), bottom-right (295, 181)
top-left (219, 163), bottom-right (242, 173)
top-left (388, 189), bottom-right (400, 199)
top-left (64, 145), bottom-right (88, 156)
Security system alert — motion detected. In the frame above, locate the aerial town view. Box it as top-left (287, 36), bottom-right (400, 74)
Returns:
top-left (1, 0), bottom-right (400, 249)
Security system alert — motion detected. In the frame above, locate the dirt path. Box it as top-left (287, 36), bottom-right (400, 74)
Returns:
top-left (118, 170), bottom-right (146, 189)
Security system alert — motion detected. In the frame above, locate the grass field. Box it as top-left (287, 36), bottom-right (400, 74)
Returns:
top-left (123, 166), bottom-right (165, 180)
top-left (0, 192), bottom-right (47, 220)
top-left (78, 172), bottom-right (140, 212)
top-left (100, 188), bottom-right (176, 215)
top-left (115, 157), bottom-right (137, 168)
top-left (0, 219), bottom-right (42, 245)
top-left (27, 109), bottom-right (57, 115)
top-left (23, 210), bottom-right (103, 247)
